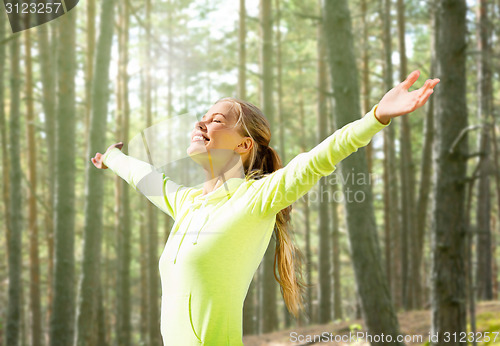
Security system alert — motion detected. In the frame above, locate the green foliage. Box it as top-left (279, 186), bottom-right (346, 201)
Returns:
top-left (473, 312), bottom-right (500, 345)
top-left (349, 323), bottom-right (362, 331)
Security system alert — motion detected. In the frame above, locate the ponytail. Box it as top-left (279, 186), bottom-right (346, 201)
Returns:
top-left (247, 144), bottom-right (308, 319)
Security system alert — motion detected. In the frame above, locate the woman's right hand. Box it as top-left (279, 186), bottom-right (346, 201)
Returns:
top-left (92, 142), bottom-right (124, 169)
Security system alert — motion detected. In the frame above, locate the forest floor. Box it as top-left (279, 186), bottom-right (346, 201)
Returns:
top-left (242, 301), bottom-right (500, 346)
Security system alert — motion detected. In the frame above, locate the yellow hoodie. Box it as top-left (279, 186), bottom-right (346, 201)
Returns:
top-left (102, 105), bottom-right (390, 345)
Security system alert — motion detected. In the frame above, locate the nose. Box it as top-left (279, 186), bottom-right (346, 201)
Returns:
top-left (195, 120), bottom-right (206, 131)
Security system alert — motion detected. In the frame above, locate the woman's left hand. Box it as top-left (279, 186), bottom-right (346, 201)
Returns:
top-left (375, 70), bottom-right (440, 124)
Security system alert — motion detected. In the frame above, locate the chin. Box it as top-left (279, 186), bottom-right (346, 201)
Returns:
top-left (187, 143), bottom-right (210, 167)
top-left (187, 141), bottom-right (208, 156)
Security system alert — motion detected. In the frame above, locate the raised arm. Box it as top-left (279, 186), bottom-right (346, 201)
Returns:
top-left (92, 143), bottom-right (192, 220)
top-left (248, 70), bottom-right (440, 217)
top-left (248, 105), bottom-right (389, 216)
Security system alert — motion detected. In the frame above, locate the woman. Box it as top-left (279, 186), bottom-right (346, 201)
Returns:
top-left (92, 70), bottom-right (439, 345)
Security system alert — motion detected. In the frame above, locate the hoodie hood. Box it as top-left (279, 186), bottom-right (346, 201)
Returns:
top-left (172, 177), bottom-right (245, 264)
top-left (192, 177), bottom-right (245, 204)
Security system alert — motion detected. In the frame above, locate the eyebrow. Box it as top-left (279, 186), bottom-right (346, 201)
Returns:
top-left (202, 112), bottom-right (227, 120)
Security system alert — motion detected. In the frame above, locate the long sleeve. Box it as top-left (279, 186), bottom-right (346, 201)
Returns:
top-left (102, 148), bottom-right (192, 220)
top-left (247, 105), bottom-right (391, 217)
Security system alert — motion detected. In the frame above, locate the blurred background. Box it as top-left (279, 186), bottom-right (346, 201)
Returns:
top-left (1, 0), bottom-right (499, 345)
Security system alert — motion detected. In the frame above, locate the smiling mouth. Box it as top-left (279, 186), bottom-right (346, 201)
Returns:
top-left (192, 135), bottom-right (210, 143)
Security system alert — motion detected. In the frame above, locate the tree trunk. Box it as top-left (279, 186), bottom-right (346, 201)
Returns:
top-left (326, 71), bottom-right (342, 321)
top-left (115, 1), bottom-right (132, 345)
top-left (84, 0), bottom-right (96, 160)
top-left (276, 0), bottom-right (285, 164)
top-left (326, 78), bottom-right (344, 321)
top-left (430, 0), bottom-right (468, 343)
top-left (75, 0), bottom-right (115, 344)
top-left (145, 1), bottom-right (161, 343)
top-left (492, 0), bottom-right (500, 302)
top-left (138, 16), bottom-right (148, 346)
top-left (50, 8), bottom-right (77, 346)
top-left (260, 0), bottom-right (274, 135)
top-left (414, 94), bottom-right (434, 309)
top-left (36, 13), bottom-right (57, 334)
top-left (491, 116), bottom-right (500, 301)
top-left (238, 0), bottom-right (247, 101)
top-left (414, 5), bottom-right (437, 310)
top-left (317, 12), bottom-right (331, 324)
top-left (25, 27), bottom-right (42, 346)
top-left (361, 0), bottom-right (373, 172)
top-left (331, 183), bottom-right (342, 320)
top-left (303, 195), bottom-right (313, 322)
top-left (397, 0), bottom-right (417, 311)
top-left (140, 211), bottom-right (148, 342)
top-left (464, 160), bottom-right (479, 346)
top-left (323, 0), bottom-right (403, 343)
top-left (0, 17), bottom-right (12, 346)
top-left (96, 283), bottom-right (107, 346)
top-left (475, 0), bottom-right (493, 301)
top-left (6, 28), bottom-right (22, 346)
top-left (259, 0), bottom-right (278, 334)
top-left (297, 66), bottom-right (312, 324)
top-left (380, 0), bottom-right (402, 311)
top-left (113, 10), bottom-right (124, 345)
top-left (164, 0), bottom-right (174, 244)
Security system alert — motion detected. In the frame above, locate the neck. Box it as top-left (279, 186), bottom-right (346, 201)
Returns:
top-left (201, 151), bottom-right (245, 196)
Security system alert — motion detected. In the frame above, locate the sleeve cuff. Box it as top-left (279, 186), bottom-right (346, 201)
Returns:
top-left (102, 147), bottom-right (123, 167)
top-left (373, 104), bottom-right (391, 126)
top-left (355, 104), bottom-right (391, 141)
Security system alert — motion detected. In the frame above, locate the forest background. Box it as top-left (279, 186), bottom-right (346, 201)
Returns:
top-left (1, 0), bottom-right (499, 345)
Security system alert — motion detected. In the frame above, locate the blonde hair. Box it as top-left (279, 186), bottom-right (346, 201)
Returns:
top-left (215, 97), bottom-right (309, 318)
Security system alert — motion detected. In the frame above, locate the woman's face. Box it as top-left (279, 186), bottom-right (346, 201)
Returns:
top-left (187, 101), bottom-right (253, 158)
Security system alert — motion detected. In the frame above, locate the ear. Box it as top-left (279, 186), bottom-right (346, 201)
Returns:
top-left (235, 137), bottom-right (253, 154)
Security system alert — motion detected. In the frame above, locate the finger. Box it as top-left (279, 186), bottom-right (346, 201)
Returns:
top-left (426, 79), bottom-right (440, 92)
top-left (420, 79), bottom-right (433, 93)
top-left (412, 79), bottom-right (434, 97)
top-left (425, 79), bottom-right (440, 91)
top-left (400, 70), bottom-right (420, 90)
top-left (410, 77), bottom-right (439, 94)
top-left (424, 79), bottom-right (439, 89)
top-left (413, 79), bottom-right (438, 110)
top-left (416, 89), bottom-right (434, 108)
top-left (419, 92), bottom-right (433, 108)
